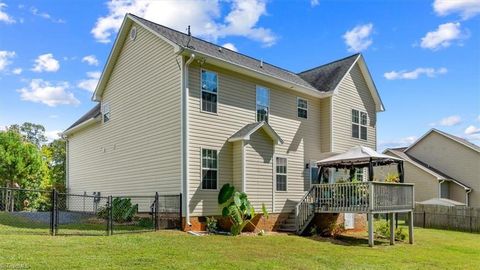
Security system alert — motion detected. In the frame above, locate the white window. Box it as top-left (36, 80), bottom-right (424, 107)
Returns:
top-left (256, 86), bottom-right (270, 122)
top-left (101, 102), bottom-right (111, 123)
top-left (297, 98), bottom-right (308, 119)
top-left (201, 70), bottom-right (218, 113)
top-left (352, 109), bottom-right (367, 140)
top-left (201, 148), bottom-right (218, 190)
top-left (275, 157), bottom-right (287, 191)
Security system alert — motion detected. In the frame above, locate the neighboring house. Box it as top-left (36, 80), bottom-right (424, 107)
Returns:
top-left (384, 129), bottom-right (480, 207)
top-left (63, 14), bottom-right (385, 231)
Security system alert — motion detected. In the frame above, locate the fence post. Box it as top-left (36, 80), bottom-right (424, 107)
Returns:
top-left (423, 211), bottom-right (426, 228)
top-left (108, 196), bottom-right (113, 236)
top-left (50, 189), bottom-right (55, 236)
top-left (179, 193), bottom-right (183, 230)
top-left (154, 192), bottom-right (159, 231)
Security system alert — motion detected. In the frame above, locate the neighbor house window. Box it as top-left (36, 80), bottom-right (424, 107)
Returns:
top-left (102, 102), bottom-right (110, 123)
top-left (256, 86), bottom-right (270, 122)
top-left (352, 109), bottom-right (367, 140)
top-left (201, 70), bottom-right (218, 113)
top-left (201, 149), bottom-right (218, 190)
top-left (297, 98), bottom-right (308, 119)
top-left (276, 157), bottom-right (287, 191)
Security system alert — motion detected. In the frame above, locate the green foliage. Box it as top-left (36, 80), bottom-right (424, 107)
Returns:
top-left (0, 130), bottom-right (45, 188)
top-left (137, 217), bottom-right (154, 228)
top-left (97, 198), bottom-right (139, 223)
top-left (206, 216), bottom-right (218, 233)
top-left (375, 220), bottom-right (407, 241)
top-left (218, 183), bottom-right (258, 236)
top-left (41, 139), bottom-right (66, 192)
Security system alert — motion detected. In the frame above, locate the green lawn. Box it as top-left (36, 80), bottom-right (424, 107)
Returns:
top-left (1, 213), bottom-right (479, 269)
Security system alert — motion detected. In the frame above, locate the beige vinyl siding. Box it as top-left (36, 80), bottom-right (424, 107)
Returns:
top-left (332, 63), bottom-right (377, 152)
top-left (245, 129), bottom-right (274, 212)
top-left (383, 150), bottom-right (439, 202)
top-left (449, 182), bottom-right (467, 204)
top-left (68, 23), bottom-right (181, 197)
top-left (406, 131), bottom-right (480, 207)
top-left (232, 141), bottom-right (243, 192)
top-left (320, 97), bottom-right (332, 153)
top-left (187, 62), bottom-right (323, 216)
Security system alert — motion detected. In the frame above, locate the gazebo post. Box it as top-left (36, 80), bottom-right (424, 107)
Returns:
top-left (368, 158), bottom-right (374, 182)
top-left (397, 161), bottom-right (405, 183)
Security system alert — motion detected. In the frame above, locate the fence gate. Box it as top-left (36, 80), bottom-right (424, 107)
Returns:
top-left (0, 187), bottom-right (53, 235)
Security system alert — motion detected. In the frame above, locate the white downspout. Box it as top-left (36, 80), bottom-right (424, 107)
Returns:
top-left (466, 189), bottom-right (472, 206)
top-left (182, 53), bottom-right (195, 226)
top-left (438, 179), bottom-right (445, 198)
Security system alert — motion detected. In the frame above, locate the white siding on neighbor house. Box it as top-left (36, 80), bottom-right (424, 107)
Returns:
top-left (406, 131), bottom-right (480, 207)
top-left (68, 23), bottom-right (182, 197)
top-left (187, 62), bottom-right (324, 216)
top-left (332, 63), bottom-right (377, 152)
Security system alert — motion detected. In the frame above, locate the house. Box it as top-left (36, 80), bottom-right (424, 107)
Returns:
top-left (383, 129), bottom-right (480, 207)
top-left (64, 13), bottom-right (389, 232)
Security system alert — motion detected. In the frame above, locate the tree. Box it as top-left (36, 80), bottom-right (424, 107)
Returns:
top-left (11, 122), bottom-right (48, 148)
top-left (0, 130), bottom-right (45, 188)
top-left (41, 138), bottom-right (66, 191)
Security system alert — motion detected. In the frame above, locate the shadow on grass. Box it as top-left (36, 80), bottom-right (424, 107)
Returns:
top-left (306, 233), bottom-right (394, 247)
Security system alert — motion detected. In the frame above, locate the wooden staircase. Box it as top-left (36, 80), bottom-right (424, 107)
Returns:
top-left (277, 211), bottom-right (297, 232)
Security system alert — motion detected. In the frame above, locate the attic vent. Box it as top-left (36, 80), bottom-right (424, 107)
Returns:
top-left (218, 47), bottom-right (222, 52)
top-left (130, 27), bottom-right (137, 41)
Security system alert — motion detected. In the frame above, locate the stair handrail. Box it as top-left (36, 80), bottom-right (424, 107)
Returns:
top-left (295, 185), bottom-right (318, 234)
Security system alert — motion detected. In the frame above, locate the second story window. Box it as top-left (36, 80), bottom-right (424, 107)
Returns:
top-left (102, 102), bottom-right (110, 123)
top-left (201, 70), bottom-right (218, 113)
top-left (256, 86), bottom-right (270, 122)
top-left (352, 109), bottom-right (367, 140)
top-left (297, 98), bottom-right (308, 119)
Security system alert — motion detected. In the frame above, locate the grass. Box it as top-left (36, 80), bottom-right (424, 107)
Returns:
top-left (1, 213), bottom-right (479, 269)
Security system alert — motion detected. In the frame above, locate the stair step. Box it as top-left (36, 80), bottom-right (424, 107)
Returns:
top-left (277, 227), bottom-right (296, 232)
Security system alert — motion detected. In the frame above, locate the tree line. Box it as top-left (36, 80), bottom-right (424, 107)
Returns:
top-left (0, 122), bottom-right (66, 192)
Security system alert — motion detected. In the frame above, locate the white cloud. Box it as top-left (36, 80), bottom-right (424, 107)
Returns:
top-left (465, 125), bottom-right (480, 135)
top-left (431, 115), bottom-right (462, 127)
top-left (77, 71), bottom-right (101, 92)
top-left (342, 23), bottom-right (373, 52)
top-left (433, 0), bottom-right (480, 20)
top-left (310, 0), bottom-right (319, 7)
top-left (12, 68), bottom-right (22, 75)
top-left (0, 50), bottom-right (15, 71)
top-left (17, 79), bottom-right (79, 107)
top-left (82, 55), bottom-right (99, 66)
top-left (32, 53), bottom-right (60, 72)
top-left (420, 22), bottom-right (465, 50)
top-left (91, 0), bottom-right (276, 47)
top-left (45, 130), bottom-right (62, 141)
top-left (384, 67), bottom-right (447, 80)
top-left (30, 6), bottom-right (65, 23)
top-left (0, 2), bottom-right (15, 24)
top-left (222, 43), bottom-right (238, 52)
top-left (379, 136), bottom-right (417, 151)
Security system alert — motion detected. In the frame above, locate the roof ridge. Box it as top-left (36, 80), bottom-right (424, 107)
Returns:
top-left (128, 13), bottom-right (302, 78)
top-left (297, 53), bottom-right (360, 74)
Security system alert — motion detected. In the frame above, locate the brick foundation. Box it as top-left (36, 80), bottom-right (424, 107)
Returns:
top-left (182, 213), bottom-right (290, 232)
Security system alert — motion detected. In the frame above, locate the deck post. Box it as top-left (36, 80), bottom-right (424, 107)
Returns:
top-left (368, 212), bottom-right (374, 247)
top-left (408, 210), bottom-right (414, 244)
top-left (389, 212), bottom-right (395, 245)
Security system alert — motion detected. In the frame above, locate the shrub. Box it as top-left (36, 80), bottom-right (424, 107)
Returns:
top-left (374, 220), bottom-right (407, 241)
top-left (137, 217), bottom-right (154, 228)
top-left (385, 172), bottom-right (400, 183)
top-left (206, 216), bottom-right (218, 233)
top-left (97, 197), bottom-right (138, 223)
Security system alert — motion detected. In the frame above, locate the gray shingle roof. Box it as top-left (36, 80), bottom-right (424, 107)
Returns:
top-left (130, 14), bottom-right (356, 93)
top-left (65, 103), bottom-right (101, 131)
top-left (229, 121), bottom-right (283, 144)
top-left (298, 53), bottom-right (359, 92)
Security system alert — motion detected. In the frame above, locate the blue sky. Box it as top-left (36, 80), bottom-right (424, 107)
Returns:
top-left (0, 0), bottom-right (479, 149)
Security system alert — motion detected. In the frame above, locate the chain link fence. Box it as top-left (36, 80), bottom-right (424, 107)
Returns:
top-left (0, 188), bottom-right (182, 236)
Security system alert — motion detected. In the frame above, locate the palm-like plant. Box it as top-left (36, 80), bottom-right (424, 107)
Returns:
top-left (218, 184), bottom-right (257, 236)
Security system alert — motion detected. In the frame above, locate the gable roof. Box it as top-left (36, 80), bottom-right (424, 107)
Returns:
top-left (384, 148), bottom-right (471, 190)
top-left (228, 121), bottom-right (283, 145)
top-left (92, 13), bottom-right (384, 112)
top-left (405, 128), bottom-right (480, 153)
top-left (64, 103), bottom-right (101, 133)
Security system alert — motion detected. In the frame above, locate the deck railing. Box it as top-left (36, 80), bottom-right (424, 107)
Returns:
top-left (295, 182), bottom-right (414, 234)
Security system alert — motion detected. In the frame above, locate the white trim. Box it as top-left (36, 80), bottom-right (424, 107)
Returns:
top-left (296, 97), bottom-right (308, 119)
top-left (272, 144), bottom-right (276, 212)
top-left (405, 128), bottom-right (480, 154)
top-left (65, 139), bottom-right (69, 193)
top-left (256, 85), bottom-right (270, 123)
top-left (200, 68), bottom-right (219, 115)
top-left (63, 117), bottom-right (101, 136)
top-left (351, 109), bottom-right (368, 141)
top-left (274, 155), bottom-right (288, 192)
top-left (228, 121), bottom-right (284, 145)
top-left (330, 96), bottom-right (334, 152)
top-left (308, 160), bottom-right (319, 185)
top-left (200, 147), bottom-right (219, 191)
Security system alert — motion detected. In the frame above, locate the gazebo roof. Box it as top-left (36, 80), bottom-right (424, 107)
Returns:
top-left (317, 146), bottom-right (403, 166)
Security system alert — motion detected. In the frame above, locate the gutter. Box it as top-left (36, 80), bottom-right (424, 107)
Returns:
top-left (182, 53), bottom-right (195, 226)
top-left (438, 179), bottom-right (446, 198)
top-left (466, 189), bottom-right (472, 207)
top-left (63, 117), bottom-right (100, 136)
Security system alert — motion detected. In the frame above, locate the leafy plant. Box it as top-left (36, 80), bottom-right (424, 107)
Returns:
top-left (218, 183), bottom-right (257, 236)
top-left (385, 172), bottom-right (400, 183)
top-left (137, 217), bottom-right (154, 228)
top-left (206, 216), bottom-right (218, 233)
top-left (258, 203), bottom-right (269, 236)
top-left (97, 197), bottom-right (139, 223)
top-left (375, 220), bottom-right (407, 241)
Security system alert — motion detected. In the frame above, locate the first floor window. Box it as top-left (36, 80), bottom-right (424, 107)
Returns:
top-left (256, 86), bottom-right (270, 122)
top-left (201, 70), bottom-right (218, 113)
top-left (101, 102), bottom-right (111, 123)
top-left (352, 109), bottom-right (367, 140)
top-left (297, 98), bottom-right (308, 119)
top-left (276, 157), bottom-right (287, 191)
top-left (201, 149), bottom-right (218, 190)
